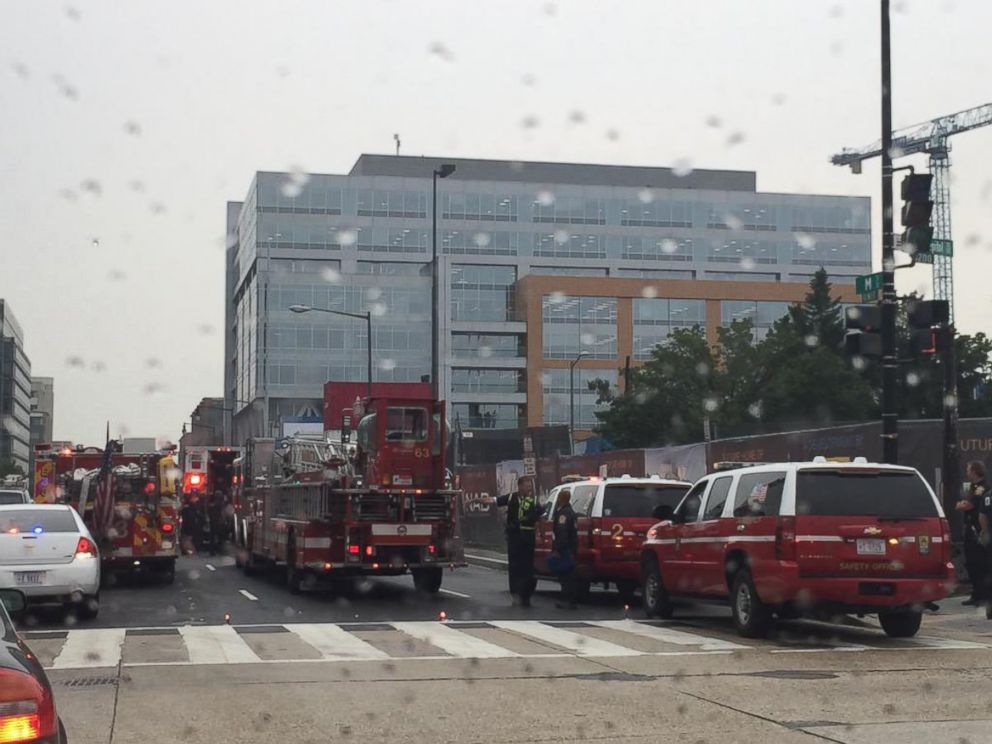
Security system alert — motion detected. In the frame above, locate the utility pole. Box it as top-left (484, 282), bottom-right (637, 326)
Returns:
top-left (879, 0), bottom-right (899, 464)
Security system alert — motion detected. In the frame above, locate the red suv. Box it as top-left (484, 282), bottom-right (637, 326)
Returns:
top-left (535, 476), bottom-right (691, 600)
top-left (640, 460), bottom-right (955, 638)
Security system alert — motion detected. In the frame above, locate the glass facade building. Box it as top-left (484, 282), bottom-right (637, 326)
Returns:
top-left (225, 156), bottom-right (870, 441)
top-left (0, 301), bottom-right (32, 472)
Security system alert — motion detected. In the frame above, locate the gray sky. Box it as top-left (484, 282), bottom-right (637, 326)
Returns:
top-left (1, 0), bottom-right (989, 446)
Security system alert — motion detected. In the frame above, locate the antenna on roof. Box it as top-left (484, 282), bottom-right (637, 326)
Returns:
top-left (394, 133), bottom-right (401, 156)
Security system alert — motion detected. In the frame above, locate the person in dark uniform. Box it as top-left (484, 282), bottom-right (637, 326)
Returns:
top-left (956, 461), bottom-right (989, 606)
top-left (973, 464), bottom-right (992, 619)
top-left (493, 476), bottom-right (540, 607)
top-left (180, 496), bottom-right (201, 556)
top-left (552, 488), bottom-right (579, 610)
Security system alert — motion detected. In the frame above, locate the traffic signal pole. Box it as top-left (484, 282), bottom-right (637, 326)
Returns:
top-left (942, 327), bottom-right (960, 516)
top-left (880, 0), bottom-right (899, 464)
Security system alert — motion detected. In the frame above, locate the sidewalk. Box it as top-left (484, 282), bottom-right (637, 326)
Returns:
top-left (464, 545), bottom-right (507, 571)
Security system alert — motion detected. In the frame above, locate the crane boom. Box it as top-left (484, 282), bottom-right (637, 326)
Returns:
top-left (831, 102), bottom-right (992, 167)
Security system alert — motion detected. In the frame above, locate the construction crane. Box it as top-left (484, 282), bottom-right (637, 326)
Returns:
top-left (831, 102), bottom-right (992, 322)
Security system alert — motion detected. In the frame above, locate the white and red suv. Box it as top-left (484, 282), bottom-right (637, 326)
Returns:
top-left (640, 459), bottom-right (956, 638)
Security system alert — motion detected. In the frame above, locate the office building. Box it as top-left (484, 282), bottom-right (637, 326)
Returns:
top-left (29, 376), bottom-right (54, 445)
top-left (224, 155), bottom-right (870, 443)
top-left (0, 300), bottom-right (32, 473)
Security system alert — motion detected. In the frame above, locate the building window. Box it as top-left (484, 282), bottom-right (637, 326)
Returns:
top-left (355, 227), bottom-right (430, 254)
top-left (450, 265), bottom-right (516, 322)
top-left (450, 368), bottom-right (524, 394)
top-left (534, 233), bottom-right (606, 259)
top-left (451, 333), bottom-right (524, 359)
top-left (542, 368), bottom-right (616, 427)
top-left (542, 296), bottom-right (617, 360)
top-left (529, 265), bottom-right (608, 277)
top-left (720, 300), bottom-right (792, 342)
top-left (443, 193), bottom-right (519, 222)
top-left (616, 268), bottom-right (695, 279)
top-left (621, 236), bottom-right (693, 262)
top-left (632, 298), bottom-right (705, 360)
top-left (356, 261), bottom-right (428, 276)
top-left (619, 200), bottom-right (692, 228)
top-left (791, 238), bottom-right (871, 267)
top-left (270, 259), bottom-right (341, 276)
top-left (532, 195), bottom-right (606, 225)
top-left (705, 271), bottom-right (780, 282)
top-left (442, 230), bottom-right (519, 256)
top-left (792, 204), bottom-right (870, 234)
top-left (256, 175), bottom-right (343, 214)
top-left (356, 189), bottom-right (427, 218)
top-left (707, 238), bottom-right (778, 264)
top-left (451, 403), bottom-right (524, 430)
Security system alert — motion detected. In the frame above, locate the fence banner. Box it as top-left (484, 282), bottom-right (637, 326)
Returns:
top-left (458, 464), bottom-right (502, 548)
top-left (644, 443), bottom-right (709, 483)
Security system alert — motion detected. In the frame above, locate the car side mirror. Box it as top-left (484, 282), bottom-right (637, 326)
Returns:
top-left (652, 504), bottom-right (675, 521)
top-left (0, 588), bottom-right (26, 616)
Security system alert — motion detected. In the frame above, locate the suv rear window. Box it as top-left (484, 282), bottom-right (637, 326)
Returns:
top-left (0, 509), bottom-right (78, 533)
top-left (796, 470), bottom-right (938, 518)
top-left (603, 484), bottom-right (689, 518)
top-left (0, 492), bottom-right (27, 505)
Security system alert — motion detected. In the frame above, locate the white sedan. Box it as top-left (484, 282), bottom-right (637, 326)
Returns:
top-left (0, 504), bottom-right (101, 619)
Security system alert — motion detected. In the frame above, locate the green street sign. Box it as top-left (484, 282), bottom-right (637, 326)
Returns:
top-left (856, 272), bottom-right (883, 296)
top-left (913, 238), bottom-right (952, 264)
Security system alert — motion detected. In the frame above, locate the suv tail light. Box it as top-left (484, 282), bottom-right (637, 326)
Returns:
top-left (75, 536), bottom-right (97, 558)
top-left (775, 516), bottom-right (796, 561)
top-left (939, 517), bottom-right (952, 565)
top-left (0, 670), bottom-right (56, 743)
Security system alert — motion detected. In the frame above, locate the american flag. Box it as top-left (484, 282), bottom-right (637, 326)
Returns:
top-left (93, 436), bottom-right (116, 540)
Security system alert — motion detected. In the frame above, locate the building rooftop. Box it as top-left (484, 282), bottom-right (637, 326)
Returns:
top-left (348, 154), bottom-right (757, 192)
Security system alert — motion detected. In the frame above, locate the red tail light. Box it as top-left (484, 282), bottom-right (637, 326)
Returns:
top-left (161, 523), bottom-right (174, 534)
top-left (75, 536), bottom-right (97, 557)
top-left (0, 670), bottom-right (56, 743)
top-left (940, 518), bottom-right (952, 565)
top-left (427, 544), bottom-right (436, 555)
top-left (364, 545), bottom-right (374, 557)
top-left (775, 516), bottom-right (797, 561)
top-left (347, 545), bottom-right (360, 555)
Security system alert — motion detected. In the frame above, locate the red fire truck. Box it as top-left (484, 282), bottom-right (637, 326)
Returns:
top-left (235, 393), bottom-right (465, 594)
top-left (33, 444), bottom-right (180, 583)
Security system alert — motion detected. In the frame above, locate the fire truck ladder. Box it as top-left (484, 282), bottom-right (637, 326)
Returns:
top-left (275, 436), bottom-right (351, 480)
top-left (831, 102), bottom-right (992, 322)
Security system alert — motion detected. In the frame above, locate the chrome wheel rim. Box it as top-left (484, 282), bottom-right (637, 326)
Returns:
top-left (736, 583), bottom-right (752, 624)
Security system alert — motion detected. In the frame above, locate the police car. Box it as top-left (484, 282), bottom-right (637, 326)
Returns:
top-left (640, 459), bottom-right (955, 638)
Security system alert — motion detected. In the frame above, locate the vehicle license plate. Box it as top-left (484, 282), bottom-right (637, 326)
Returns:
top-left (856, 538), bottom-right (885, 556)
top-left (15, 571), bottom-right (45, 586)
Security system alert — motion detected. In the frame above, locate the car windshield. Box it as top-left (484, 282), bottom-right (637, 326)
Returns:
top-left (0, 508), bottom-right (78, 533)
top-left (796, 470), bottom-right (939, 518)
top-left (603, 484), bottom-right (689, 518)
top-left (0, 491), bottom-right (27, 505)
top-left (385, 407), bottom-right (429, 442)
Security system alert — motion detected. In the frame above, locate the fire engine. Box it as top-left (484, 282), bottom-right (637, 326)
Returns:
top-left (33, 443), bottom-right (180, 583)
top-left (234, 394), bottom-right (465, 594)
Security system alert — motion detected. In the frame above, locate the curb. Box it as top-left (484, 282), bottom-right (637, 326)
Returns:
top-left (464, 552), bottom-right (508, 572)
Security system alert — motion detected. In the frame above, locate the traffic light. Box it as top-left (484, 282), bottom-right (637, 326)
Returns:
top-left (844, 304), bottom-right (882, 357)
top-left (906, 299), bottom-right (949, 357)
top-left (900, 173), bottom-right (934, 258)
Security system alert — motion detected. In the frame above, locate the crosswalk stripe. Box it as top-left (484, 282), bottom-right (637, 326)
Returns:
top-left (490, 621), bottom-right (642, 657)
top-left (286, 623), bottom-right (390, 661)
top-left (392, 622), bottom-right (520, 659)
top-left (51, 628), bottom-right (126, 669)
top-left (593, 620), bottom-right (747, 652)
top-left (178, 625), bottom-right (261, 664)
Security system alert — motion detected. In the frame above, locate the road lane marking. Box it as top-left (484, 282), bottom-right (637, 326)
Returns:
top-left (238, 589), bottom-right (259, 601)
top-left (51, 628), bottom-right (126, 669)
top-left (593, 620), bottom-right (748, 652)
top-left (393, 622), bottom-right (519, 658)
top-left (438, 588), bottom-right (471, 599)
top-left (205, 564), bottom-right (216, 572)
top-left (286, 623), bottom-right (390, 661)
top-left (179, 625), bottom-right (261, 664)
top-left (490, 621), bottom-right (642, 657)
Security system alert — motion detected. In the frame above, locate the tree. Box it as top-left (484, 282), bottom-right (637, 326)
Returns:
top-left (591, 327), bottom-right (720, 448)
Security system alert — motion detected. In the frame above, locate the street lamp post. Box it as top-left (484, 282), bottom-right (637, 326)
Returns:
top-left (289, 304), bottom-right (373, 401)
top-left (569, 351), bottom-right (590, 455)
top-left (431, 163), bottom-right (456, 402)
